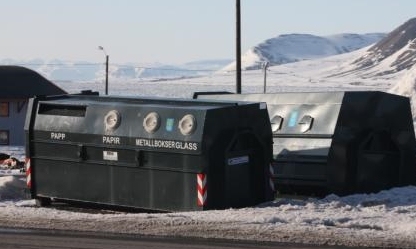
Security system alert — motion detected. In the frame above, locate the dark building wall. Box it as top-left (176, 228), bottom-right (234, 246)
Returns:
top-left (0, 100), bottom-right (28, 145)
top-left (0, 66), bottom-right (67, 146)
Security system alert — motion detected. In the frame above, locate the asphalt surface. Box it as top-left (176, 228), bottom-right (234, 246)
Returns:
top-left (0, 227), bottom-right (353, 249)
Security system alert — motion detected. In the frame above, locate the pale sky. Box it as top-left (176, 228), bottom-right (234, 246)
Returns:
top-left (1, 0), bottom-right (415, 64)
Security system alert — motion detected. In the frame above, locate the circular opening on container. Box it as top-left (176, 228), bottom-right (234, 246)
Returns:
top-left (104, 110), bottom-right (121, 130)
top-left (179, 114), bottom-right (196, 135)
top-left (143, 112), bottom-right (161, 133)
top-left (271, 115), bottom-right (283, 133)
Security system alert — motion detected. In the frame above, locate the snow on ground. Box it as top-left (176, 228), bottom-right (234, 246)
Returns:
top-left (1, 53), bottom-right (416, 248)
top-left (1, 175), bottom-right (416, 248)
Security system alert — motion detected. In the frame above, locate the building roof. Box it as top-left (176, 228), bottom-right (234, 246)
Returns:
top-left (0, 66), bottom-right (67, 99)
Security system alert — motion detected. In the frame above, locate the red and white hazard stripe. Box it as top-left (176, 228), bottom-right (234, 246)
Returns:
top-left (197, 173), bottom-right (207, 206)
top-left (25, 158), bottom-right (31, 188)
top-left (269, 164), bottom-right (275, 192)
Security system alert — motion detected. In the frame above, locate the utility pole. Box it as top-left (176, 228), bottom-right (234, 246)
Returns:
top-left (262, 61), bottom-right (269, 93)
top-left (98, 46), bottom-right (109, 95)
top-left (105, 54), bottom-right (109, 95)
top-left (236, 0), bottom-right (242, 94)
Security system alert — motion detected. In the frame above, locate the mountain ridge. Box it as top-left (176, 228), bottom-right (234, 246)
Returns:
top-left (222, 33), bottom-right (386, 71)
top-left (0, 59), bottom-right (231, 82)
top-left (348, 18), bottom-right (416, 76)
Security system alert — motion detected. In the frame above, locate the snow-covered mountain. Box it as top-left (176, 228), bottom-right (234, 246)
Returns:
top-left (0, 59), bottom-right (231, 82)
top-left (256, 17), bottom-right (416, 85)
top-left (183, 59), bottom-right (233, 70)
top-left (127, 18), bottom-right (416, 109)
top-left (4, 18), bottom-right (416, 87)
top-left (1, 32), bottom-right (386, 82)
top-left (342, 18), bottom-right (416, 77)
top-left (222, 33), bottom-right (385, 71)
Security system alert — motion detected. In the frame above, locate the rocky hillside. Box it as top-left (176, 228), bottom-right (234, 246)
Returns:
top-left (345, 18), bottom-right (416, 77)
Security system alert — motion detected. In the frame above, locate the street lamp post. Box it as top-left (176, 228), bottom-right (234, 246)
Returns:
top-left (98, 46), bottom-right (109, 95)
top-left (262, 61), bottom-right (269, 93)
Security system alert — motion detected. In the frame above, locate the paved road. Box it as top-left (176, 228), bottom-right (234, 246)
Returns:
top-left (0, 227), bottom-right (351, 249)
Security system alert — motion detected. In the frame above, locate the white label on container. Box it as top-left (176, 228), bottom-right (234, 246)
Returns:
top-left (103, 151), bottom-right (118, 161)
top-left (227, 155), bottom-right (249, 165)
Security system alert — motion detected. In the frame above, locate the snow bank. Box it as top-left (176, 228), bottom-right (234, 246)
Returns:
top-left (1, 185), bottom-right (416, 248)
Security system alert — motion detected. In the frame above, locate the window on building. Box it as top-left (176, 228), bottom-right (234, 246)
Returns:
top-left (0, 130), bottom-right (9, 145)
top-left (0, 102), bottom-right (9, 117)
